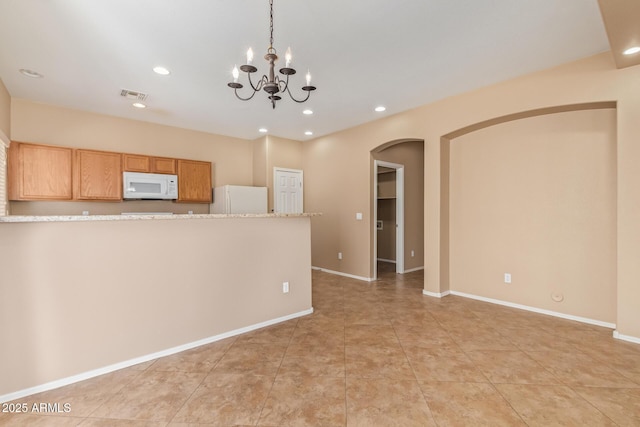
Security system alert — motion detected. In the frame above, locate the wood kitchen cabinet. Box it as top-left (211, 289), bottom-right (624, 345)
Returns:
top-left (74, 149), bottom-right (122, 200)
top-left (8, 141), bottom-right (73, 200)
top-left (123, 154), bottom-right (176, 174)
top-left (177, 159), bottom-right (212, 203)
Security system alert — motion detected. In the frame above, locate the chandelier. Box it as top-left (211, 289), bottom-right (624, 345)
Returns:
top-left (227, 0), bottom-right (316, 109)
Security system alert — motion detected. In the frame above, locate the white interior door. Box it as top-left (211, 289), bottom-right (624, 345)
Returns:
top-left (274, 168), bottom-right (303, 213)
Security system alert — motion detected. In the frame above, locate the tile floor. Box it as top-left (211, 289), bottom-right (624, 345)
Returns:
top-left (2, 264), bottom-right (640, 426)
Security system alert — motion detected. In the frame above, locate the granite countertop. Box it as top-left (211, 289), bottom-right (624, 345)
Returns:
top-left (0, 213), bottom-right (321, 223)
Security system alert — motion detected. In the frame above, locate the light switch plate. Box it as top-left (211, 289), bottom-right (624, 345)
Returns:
top-left (356, 212), bottom-right (363, 220)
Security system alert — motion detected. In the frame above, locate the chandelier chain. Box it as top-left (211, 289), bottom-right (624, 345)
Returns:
top-left (269, 0), bottom-right (274, 50)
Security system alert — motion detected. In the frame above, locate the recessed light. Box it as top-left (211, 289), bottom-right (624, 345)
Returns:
top-left (153, 66), bottom-right (171, 75)
top-left (305, 131), bottom-right (313, 136)
top-left (623, 46), bottom-right (640, 55)
top-left (259, 128), bottom-right (268, 133)
top-left (19, 68), bottom-right (43, 78)
top-left (132, 102), bottom-right (146, 109)
top-left (303, 109), bottom-right (313, 115)
top-left (374, 106), bottom-right (386, 112)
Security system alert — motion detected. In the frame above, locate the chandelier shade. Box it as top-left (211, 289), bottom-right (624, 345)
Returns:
top-left (227, 0), bottom-right (316, 109)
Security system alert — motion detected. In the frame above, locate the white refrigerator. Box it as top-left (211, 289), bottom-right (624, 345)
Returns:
top-left (210, 185), bottom-right (268, 214)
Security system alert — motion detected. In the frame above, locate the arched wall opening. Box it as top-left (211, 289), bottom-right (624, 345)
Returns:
top-left (370, 138), bottom-right (425, 279)
top-left (439, 101), bottom-right (617, 324)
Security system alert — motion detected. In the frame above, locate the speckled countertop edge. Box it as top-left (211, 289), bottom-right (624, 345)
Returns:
top-left (0, 213), bottom-right (321, 223)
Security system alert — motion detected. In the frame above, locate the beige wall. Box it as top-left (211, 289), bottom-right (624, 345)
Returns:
top-left (303, 53), bottom-right (640, 338)
top-left (0, 216), bottom-right (312, 398)
top-left (9, 99), bottom-right (254, 215)
top-left (373, 140), bottom-right (425, 272)
top-left (450, 109), bottom-right (616, 322)
top-left (0, 78), bottom-right (9, 139)
top-left (252, 136), bottom-right (268, 188)
top-left (252, 135), bottom-right (304, 212)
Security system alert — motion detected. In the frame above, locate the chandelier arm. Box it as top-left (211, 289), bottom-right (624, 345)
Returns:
top-left (278, 74), bottom-right (289, 93)
top-left (247, 72), bottom-right (266, 92)
top-left (284, 84), bottom-right (312, 103)
top-left (233, 87), bottom-right (259, 101)
top-left (275, 75), bottom-right (288, 94)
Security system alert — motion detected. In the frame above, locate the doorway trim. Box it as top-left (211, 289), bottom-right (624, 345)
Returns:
top-left (373, 160), bottom-right (404, 280)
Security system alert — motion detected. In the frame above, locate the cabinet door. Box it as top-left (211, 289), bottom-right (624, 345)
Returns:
top-left (75, 149), bottom-right (122, 200)
top-left (8, 142), bottom-right (73, 200)
top-left (177, 159), bottom-right (212, 203)
top-left (123, 154), bottom-right (150, 172)
top-left (151, 157), bottom-right (177, 174)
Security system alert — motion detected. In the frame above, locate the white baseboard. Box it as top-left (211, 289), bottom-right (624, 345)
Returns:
top-left (613, 330), bottom-right (640, 344)
top-left (449, 290), bottom-right (616, 329)
top-left (377, 258), bottom-right (396, 263)
top-left (422, 290), bottom-right (451, 298)
top-left (404, 266), bottom-right (425, 273)
top-left (0, 308), bottom-right (314, 404)
top-left (311, 266), bottom-right (374, 282)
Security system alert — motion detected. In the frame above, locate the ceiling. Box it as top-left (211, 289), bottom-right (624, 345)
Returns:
top-left (0, 0), bottom-right (632, 141)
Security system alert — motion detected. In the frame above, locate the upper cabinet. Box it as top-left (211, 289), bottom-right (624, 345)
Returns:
top-left (74, 149), bottom-right (122, 200)
top-left (151, 157), bottom-right (177, 174)
top-left (8, 141), bottom-right (211, 203)
top-left (123, 154), bottom-right (176, 174)
top-left (8, 142), bottom-right (73, 200)
top-left (177, 159), bottom-right (212, 203)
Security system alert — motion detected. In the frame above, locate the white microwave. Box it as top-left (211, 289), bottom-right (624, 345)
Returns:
top-left (123, 172), bottom-right (178, 200)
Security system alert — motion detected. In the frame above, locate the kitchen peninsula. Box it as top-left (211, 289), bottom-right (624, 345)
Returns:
top-left (0, 213), bottom-right (316, 401)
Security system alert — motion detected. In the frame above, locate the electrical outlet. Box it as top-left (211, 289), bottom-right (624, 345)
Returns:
top-left (504, 273), bottom-right (512, 284)
top-left (82, 211), bottom-right (89, 216)
top-left (411, 250), bottom-right (415, 257)
top-left (282, 282), bottom-right (289, 293)
top-left (338, 252), bottom-right (343, 260)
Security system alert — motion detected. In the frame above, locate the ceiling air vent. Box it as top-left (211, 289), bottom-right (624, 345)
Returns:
top-left (120, 89), bottom-right (148, 101)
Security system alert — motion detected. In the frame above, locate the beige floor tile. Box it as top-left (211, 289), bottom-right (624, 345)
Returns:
top-left (80, 419), bottom-right (168, 426)
top-left (393, 325), bottom-right (458, 347)
top-left (279, 351), bottom-right (345, 378)
top-left (447, 328), bottom-right (520, 351)
top-left (0, 413), bottom-right (85, 426)
top-left (574, 340), bottom-right (640, 384)
top-left (403, 346), bottom-right (488, 382)
top-left (89, 370), bottom-right (206, 422)
top-left (148, 339), bottom-right (234, 373)
top-left (346, 344), bottom-right (415, 379)
top-left (387, 312), bottom-right (441, 329)
top-left (212, 342), bottom-right (287, 376)
top-left (129, 360), bottom-right (156, 371)
top-left (290, 324), bottom-right (345, 344)
top-left (573, 386), bottom-right (640, 427)
top-left (257, 376), bottom-right (345, 427)
top-left (466, 350), bottom-right (560, 385)
top-left (234, 322), bottom-right (297, 345)
top-left (526, 350), bottom-right (639, 387)
top-left (170, 373), bottom-right (273, 425)
top-left (285, 340), bottom-right (344, 359)
top-left (4, 367), bottom-right (142, 418)
top-left (346, 378), bottom-right (436, 427)
top-left (8, 269), bottom-right (640, 426)
top-left (345, 324), bottom-right (399, 347)
top-left (345, 310), bottom-right (392, 325)
top-left (498, 327), bottom-right (580, 352)
top-left (496, 383), bottom-right (617, 426)
top-left (419, 381), bottom-right (526, 426)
